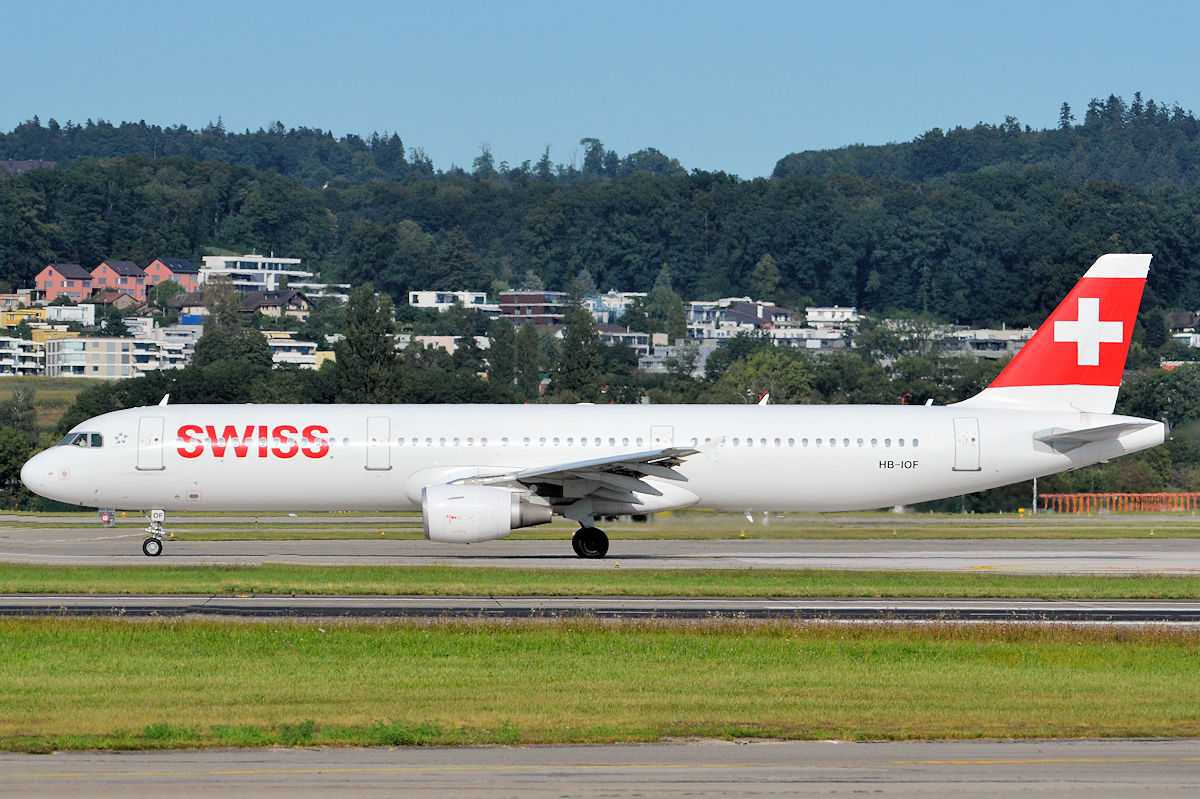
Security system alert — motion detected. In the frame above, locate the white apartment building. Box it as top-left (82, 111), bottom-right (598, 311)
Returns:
top-left (262, 332), bottom-right (319, 369)
top-left (0, 337), bottom-right (43, 375)
top-left (805, 306), bottom-right (861, 329)
top-left (408, 290), bottom-right (499, 314)
top-left (200, 254), bottom-right (349, 300)
top-left (45, 303), bottom-right (96, 327)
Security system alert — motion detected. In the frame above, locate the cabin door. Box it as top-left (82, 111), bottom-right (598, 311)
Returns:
top-left (365, 416), bottom-right (391, 471)
top-left (136, 416), bottom-right (165, 471)
top-left (952, 417), bottom-right (981, 472)
top-left (650, 425), bottom-right (674, 448)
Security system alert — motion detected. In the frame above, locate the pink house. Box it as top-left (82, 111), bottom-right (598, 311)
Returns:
top-left (144, 257), bottom-right (200, 292)
top-left (91, 260), bottom-right (148, 302)
top-left (34, 263), bottom-right (93, 302)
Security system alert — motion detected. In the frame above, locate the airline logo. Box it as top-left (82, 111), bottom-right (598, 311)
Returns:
top-left (989, 272), bottom-right (1146, 389)
top-left (177, 424), bottom-right (330, 459)
top-left (1052, 297), bottom-right (1124, 367)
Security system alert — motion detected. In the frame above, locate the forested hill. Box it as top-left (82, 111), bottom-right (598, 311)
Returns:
top-left (0, 120), bottom-right (686, 188)
top-left (2, 93), bottom-right (1200, 323)
top-left (775, 94), bottom-right (1200, 187)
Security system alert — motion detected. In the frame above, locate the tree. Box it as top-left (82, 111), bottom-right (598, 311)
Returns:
top-left (749, 253), bottom-right (781, 301)
top-left (202, 274), bottom-right (240, 331)
top-left (487, 317), bottom-right (517, 393)
top-left (516, 322), bottom-right (541, 401)
top-left (553, 307), bottom-right (603, 400)
top-left (150, 279), bottom-right (183, 313)
top-left (192, 325), bottom-right (272, 370)
top-left (704, 348), bottom-right (813, 404)
top-left (335, 283), bottom-right (399, 402)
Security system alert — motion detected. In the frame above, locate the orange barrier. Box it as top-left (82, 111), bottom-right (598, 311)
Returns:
top-left (1040, 492), bottom-right (1200, 513)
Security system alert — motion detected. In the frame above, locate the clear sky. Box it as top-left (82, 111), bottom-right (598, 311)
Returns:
top-left (4, 0), bottom-right (1198, 178)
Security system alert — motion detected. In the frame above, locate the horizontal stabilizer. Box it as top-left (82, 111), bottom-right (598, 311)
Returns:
top-left (1034, 421), bottom-right (1161, 453)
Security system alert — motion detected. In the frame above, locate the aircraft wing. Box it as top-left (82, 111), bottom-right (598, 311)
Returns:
top-left (470, 447), bottom-right (699, 508)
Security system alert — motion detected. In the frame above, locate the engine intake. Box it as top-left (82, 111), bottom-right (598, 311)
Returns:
top-left (422, 484), bottom-right (553, 543)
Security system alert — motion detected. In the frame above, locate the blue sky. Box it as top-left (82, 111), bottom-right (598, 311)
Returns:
top-left (5, 0), bottom-right (1199, 178)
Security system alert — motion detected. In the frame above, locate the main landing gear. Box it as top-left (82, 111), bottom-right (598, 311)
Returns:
top-left (572, 526), bottom-right (609, 559)
top-left (142, 509), bottom-right (166, 557)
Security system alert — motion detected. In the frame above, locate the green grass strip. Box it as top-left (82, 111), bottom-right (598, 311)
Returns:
top-left (1, 619), bottom-right (1198, 751)
top-left (2, 563), bottom-right (1199, 598)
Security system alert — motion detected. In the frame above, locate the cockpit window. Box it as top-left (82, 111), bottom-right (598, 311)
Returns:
top-left (58, 432), bottom-right (103, 448)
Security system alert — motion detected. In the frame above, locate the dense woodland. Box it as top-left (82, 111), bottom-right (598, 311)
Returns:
top-left (2, 93), bottom-right (1200, 510)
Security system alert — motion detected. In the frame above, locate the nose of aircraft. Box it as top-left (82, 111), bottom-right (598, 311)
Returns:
top-left (21, 449), bottom-right (51, 496)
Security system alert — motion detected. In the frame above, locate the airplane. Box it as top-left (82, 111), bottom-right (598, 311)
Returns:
top-left (21, 253), bottom-right (1166, 559)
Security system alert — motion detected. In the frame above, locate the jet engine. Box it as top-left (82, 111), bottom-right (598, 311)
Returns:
top-left (421, 484), bottom-right (553, 543)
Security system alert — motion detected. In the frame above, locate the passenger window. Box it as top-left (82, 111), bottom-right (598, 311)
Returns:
top-left (912, 438), bottom-right (919, 447)
top-left (884, 438), bottom-right (892, 447)
top-left (843, 438), bottom-right (850, 448)
top-left (898, 439), bottom-right (905, 447)
top-left (787, 438), bottom-right (794, 447)
top-left (857, 438), bottom-right (864, 447)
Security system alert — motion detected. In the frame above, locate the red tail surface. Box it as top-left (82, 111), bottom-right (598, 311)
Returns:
top-left (959, 254), bottom-right (1150, 414)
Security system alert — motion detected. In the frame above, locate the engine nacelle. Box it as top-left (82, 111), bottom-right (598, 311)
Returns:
top-left (422, 484), bottom-right (553, 543)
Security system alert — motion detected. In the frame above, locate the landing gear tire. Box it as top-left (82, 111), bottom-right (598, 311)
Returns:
top-left (142, 537), bottom-right (163, 557)
top-left (572, 527), bottom-right (609, 559)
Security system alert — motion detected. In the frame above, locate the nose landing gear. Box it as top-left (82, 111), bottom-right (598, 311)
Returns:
top-left (142, 509), bottom-right (166, 557)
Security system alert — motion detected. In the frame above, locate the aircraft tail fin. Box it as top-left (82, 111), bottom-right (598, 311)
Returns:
top-left (956, 253), bottom-right (1150, 414)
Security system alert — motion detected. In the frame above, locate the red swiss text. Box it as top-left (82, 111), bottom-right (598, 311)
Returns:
top-left (176, 424), bottom-right (331, 459)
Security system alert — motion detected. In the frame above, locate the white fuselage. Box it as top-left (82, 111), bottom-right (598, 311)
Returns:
top-left (21, 403), bottom-right (1166, 514)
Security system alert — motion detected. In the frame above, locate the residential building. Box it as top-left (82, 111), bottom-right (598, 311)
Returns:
top-left (0, 308), bottom-right (46, 328)
top-left (0, 291), bottom-right (34, 310)
top-left (596, 325), bottom-right (652, 357)
top-left (200, 254), bottom-right (348, 299)
top-left (44, 335), bottom-right (192, 379)
top-left (239, 290), bottom-right (313, 321)
top-left (144, 258), bottom-right (201, 292)
top-left (408, 290), bottom-right (499, 314)
top-left (91, 291), bottom-right (143, 312)
top-left (942, 328), bottom-right (1035, 359)
top-left (0, 337), bottom-right (43, 375)
top-left (686, 298), bottom-right (807, 346)
top-left (31, 327), bottom-right (79, 343)
top-left (34, 263), bottom-right (92, 302)
top-left (45, 303), bottom-right (95, 327)
top-left (583, 291), bottom-right (646, 325)
top-left (805, 306), bottom-right (861, 329)
top-left (262, 331), bottom-right (319, 369)
top-left (499, 291), bottom-right (568, 326)
top-left (91, 260), bottom-right (148, 302)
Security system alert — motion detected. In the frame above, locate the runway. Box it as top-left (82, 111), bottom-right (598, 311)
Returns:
top-left (3, 524), bottom-right (1200, 573)
top-left (3, 738), bottom-right (1199, 798)
top-left (5, 593), bottom-right (1200, 623)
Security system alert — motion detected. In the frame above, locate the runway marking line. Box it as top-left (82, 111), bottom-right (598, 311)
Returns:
top-left (7, 755), bottom-right (1200, 780)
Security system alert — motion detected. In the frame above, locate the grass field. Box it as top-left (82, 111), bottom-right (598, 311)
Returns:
top-left (3, 562), bottom-right (1200, 598)
top-left (1, 619), bottom-right (1197, 751)
top-left (0, 375), bottom-right (101, 432)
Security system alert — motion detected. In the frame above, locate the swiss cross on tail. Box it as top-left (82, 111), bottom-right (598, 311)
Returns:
top-left (958, 254), bottom-right (1151, 414)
